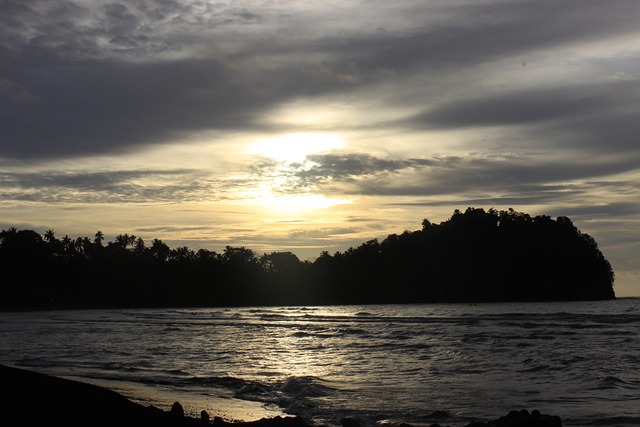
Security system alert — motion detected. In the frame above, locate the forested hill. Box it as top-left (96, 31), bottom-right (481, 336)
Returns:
top-left (0, 208), bottom-right (615, 309)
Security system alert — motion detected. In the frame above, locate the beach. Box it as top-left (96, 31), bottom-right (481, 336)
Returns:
top-left (0, 364), bottom-right (563, 427)
top-left (0, 364), bottom-right (308, 427)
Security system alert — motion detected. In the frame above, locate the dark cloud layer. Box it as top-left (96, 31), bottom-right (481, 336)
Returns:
top-left (409, 80), bottom-right (640, 162)
top-left (2, 57), bottom-right (239, 157)
top-left (0, 0), bottom-right (345, 158)
top-left (3, 0), bottom-right (640, 160)
top-left (412, 82), bottom-right (637, 129)
top-left (292, 152), bottom-right (638, 199)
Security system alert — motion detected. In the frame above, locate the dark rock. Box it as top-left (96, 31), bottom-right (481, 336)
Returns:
top-left (242, 416), bottom-right (310, 427)
top-left (201, 410), bottom-right (210, 422)
top-left (171, 401), bottom-right (185, 418)
top-left (342, 417), bottom-right (361, 427)
top-left (427, 410), bottom-right (453, 419)
top-left (479, 409), bottom-right (562, 427)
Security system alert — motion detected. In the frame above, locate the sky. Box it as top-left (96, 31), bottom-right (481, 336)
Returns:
top-left (1, 0), bottom-right (639, 296)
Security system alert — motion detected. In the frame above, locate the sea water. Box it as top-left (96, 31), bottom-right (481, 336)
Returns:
top-left (1, 300), bottom-right (639, 426)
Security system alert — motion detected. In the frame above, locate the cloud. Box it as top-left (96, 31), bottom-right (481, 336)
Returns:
top-left (4, 0), bottom-right (640, 161)
top-left (287, 152), bottom-right (638, 199)
top-left (310, 0), bottom-right (640, 88)
top-left (410, 83), bottom-right (621, 128)
top-left (404, 80), bottom-right (640, 160)
top-left (0, 1), bottom-right (348, 159)
top-left (299, 154), bottom-right (434, 180)
top-left (546, 202), bottom-right (640, 219)
top-left (3, 147), bottom-right (637, 223)
top-left (0, 168), bottom-right (231, 203)
top-left (2, 57), bottom-right (237, 157)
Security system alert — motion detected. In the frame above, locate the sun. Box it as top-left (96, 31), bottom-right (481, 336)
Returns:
top-left (248, 133), bottom-right (345, 163)
top-left (243, 133), bottom-right (351, 212)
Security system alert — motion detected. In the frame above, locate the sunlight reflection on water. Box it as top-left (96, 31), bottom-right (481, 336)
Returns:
top-left (1, 300), bottom-right (639, 426)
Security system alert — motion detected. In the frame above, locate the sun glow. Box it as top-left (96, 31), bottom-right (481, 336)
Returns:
top-left (255, 193), bottom-right (350, 213)
top-left (243, 133), bottom-right (350, 212)
top-left (248, 133), bottom-right (345, 163)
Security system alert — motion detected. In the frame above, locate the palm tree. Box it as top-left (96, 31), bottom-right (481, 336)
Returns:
top-left (150, 239), bottom-right (171, 261)
top-left (94, 231), bottom-right (104, 246)
top-left (114, 234), bottom-right (129, 249)
top-left (74, 236), bottom-right (92, 258)
top-left (44, 229), bottom-right (56, 243)
top-left (61, 235), bottom-right (73, 249)
top-left (134, 237), bottom-right (146, 254)
top-left (0, 227), bottom-right (18, 245)
top-left (60, 235), bottom-right (77, 260)
top-left (171, 246), bottom-right (195, 262)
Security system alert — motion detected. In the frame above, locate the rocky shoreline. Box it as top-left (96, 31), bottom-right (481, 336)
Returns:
top-left (0, 364), bottom-right (561, 427)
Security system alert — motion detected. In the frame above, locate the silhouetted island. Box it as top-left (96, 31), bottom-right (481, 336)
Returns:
top-left (0, 208), bottom-right (615, 309)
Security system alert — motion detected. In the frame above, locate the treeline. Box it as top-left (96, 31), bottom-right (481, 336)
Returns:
top-left (0, 208), bottom-right (615, 309)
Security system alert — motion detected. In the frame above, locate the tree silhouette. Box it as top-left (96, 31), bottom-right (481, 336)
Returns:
top-left (0, 208), bottom-right (616, 309)
top-left (94, 231), bottom-right (104, 246)
top-left (44, 229), bottom-right (56, 243)
top-left (149, 239), bottom-right (171, 261)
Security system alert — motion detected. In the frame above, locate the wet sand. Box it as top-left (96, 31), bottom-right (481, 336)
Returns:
top-left (0, 364), bottom-right (562, 427)
top-left (73, 376), bottom-right (289, 422)
top-left (0, 364), bottom-right (306, 427)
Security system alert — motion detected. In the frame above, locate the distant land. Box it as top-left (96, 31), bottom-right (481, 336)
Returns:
top-left (0, 208), bottom-right (615, 309)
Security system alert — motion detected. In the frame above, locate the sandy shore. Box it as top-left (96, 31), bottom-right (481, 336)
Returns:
top-left (73, 376), bottom-right (289, 422)
top-left (0, 364), bottom-right (307, 427)
top-left (0, 364), bottom-right (563, 427)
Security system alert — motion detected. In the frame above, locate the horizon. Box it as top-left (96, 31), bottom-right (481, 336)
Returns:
top-left (1, 1), bottom-right (639, 296)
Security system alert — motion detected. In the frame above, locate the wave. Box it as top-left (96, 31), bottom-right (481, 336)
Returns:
top-left (595, 376), bottom-right (635, 390)
top-left (153, 373), bottom-right (338, 412)
top-left (420, 410), bottom-right (454, 420)
top-left (575, 415), bottom-right (640, 426)
top-left (280, 376), bottom-right (335, 397)
top-left (518, 364), bottom-right (550, 373)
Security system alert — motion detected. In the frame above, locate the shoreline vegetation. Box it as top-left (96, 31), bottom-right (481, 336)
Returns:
top-left (0, 208), bottom-right (615, 310)
top-left (0, 364), bottom-right (563, 427)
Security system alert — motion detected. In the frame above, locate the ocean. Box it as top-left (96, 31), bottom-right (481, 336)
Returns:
top-left (1, 300), bottom-right (639, 426)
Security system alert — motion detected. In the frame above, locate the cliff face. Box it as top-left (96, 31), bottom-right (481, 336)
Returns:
top-left (0, 208), bottom-right (615, 308)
